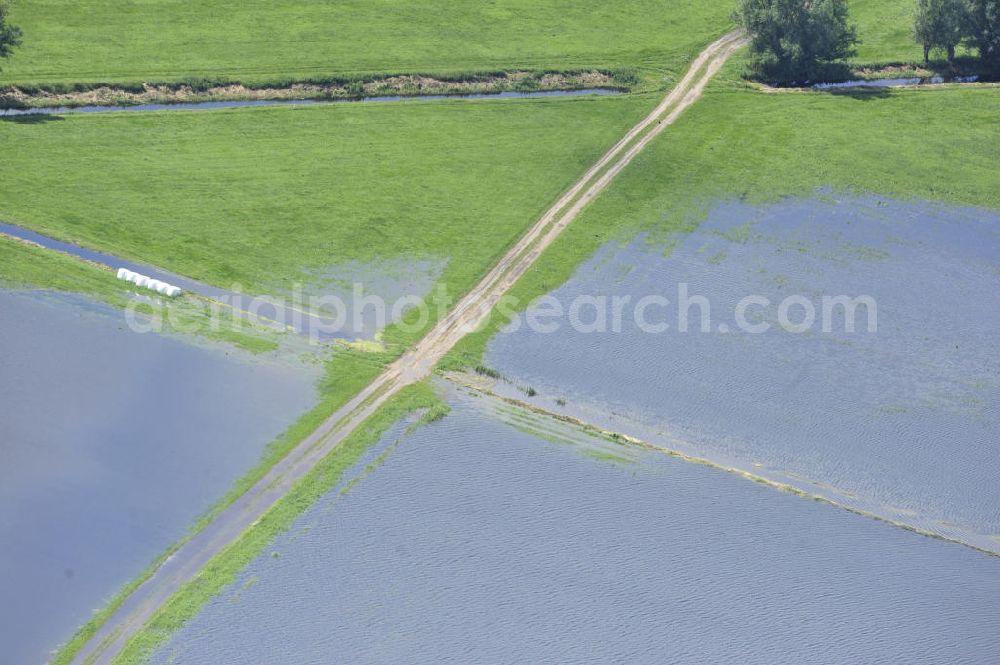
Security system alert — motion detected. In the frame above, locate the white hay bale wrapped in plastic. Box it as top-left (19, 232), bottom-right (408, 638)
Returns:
top-left (117, 267), bottom-right (183, 297)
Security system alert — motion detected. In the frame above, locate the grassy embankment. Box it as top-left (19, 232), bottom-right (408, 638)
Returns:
top-left (444, 78), bottom-right (1000, 368)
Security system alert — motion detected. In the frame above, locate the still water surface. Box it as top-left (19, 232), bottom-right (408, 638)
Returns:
top-left (486, 195), bottom-right (1000, 550)
top-left (0, 290), bottom-right (318, 664)
top-left (150, 385), bottom-right (1000, 665)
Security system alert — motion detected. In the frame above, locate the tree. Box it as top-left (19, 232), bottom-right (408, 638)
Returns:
top-left (735, 0), bottom-right (859, 82)
top-left (0, 1), bottom-right (22, 67)
top-left (966, 0), bottom-right (1000, 71)
top-left (914, 0), bottom-right (969, 63)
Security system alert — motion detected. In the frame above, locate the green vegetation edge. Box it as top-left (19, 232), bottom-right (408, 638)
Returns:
top-left (54, 382), bottom-right (445, 665)
top-left (440, 81), bottom-right (1000, 371)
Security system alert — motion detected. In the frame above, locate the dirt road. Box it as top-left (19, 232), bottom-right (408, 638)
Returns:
top-left (68, 31), bottom-right (746, 665)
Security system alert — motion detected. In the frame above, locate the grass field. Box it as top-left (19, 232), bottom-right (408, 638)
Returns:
top-left (0, 0), bottom-right (734, 86)
top-left (0, 94), bottom-right (651, 300)
top-left (0, 0), bottom-right (935, 89)
top-left (848, 0), bottom-right (982, 65)
top-left (850, 0), bottom-right (922, 64)
top-left (445, 82), bottom-right (1000, 367)
top-left (6, 4), bottom-right (996, 661)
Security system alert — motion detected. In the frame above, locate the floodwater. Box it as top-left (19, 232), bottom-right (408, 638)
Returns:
top-left (0, 222), bottom-right (441, 340)
top-left (296, 257), bottom-right (447, 338)
top-left (812, 75), bottom-right (979, 90)
top-left (485, 195), bottom-right (1000, 551)
top-left (0, 289), bottom-right (318, 665)
top-left (150, 384), bottom-right (1000, 665)
top-left (0, 89), bottom-right (621, 116)
top-left (0, 221), bottom-right (234, 301)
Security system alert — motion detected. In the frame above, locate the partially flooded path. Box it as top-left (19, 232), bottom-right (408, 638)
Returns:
top-left (66, 32), bottom-right (748, 665)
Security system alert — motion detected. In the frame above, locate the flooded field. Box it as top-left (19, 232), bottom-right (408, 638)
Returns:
top-left (0, 222), bottom-right (443, 340)
top-left (297, 256), bottom-right (446, 338)
top-left (0, 290), bottom-right (318, 665)
top-left (150, 384), bottom-right (1000, 664)
top-left (484, 195), bottom-right (1000, 550)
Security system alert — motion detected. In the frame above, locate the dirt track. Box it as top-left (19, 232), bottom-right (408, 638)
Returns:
top-left (68, 31), bottom-right (746, 665)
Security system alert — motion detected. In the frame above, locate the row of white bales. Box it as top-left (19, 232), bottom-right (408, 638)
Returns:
top-left (116, 268), bottom-right (184, 297)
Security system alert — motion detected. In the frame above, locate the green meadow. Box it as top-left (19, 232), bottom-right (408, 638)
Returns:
top-left (0, 94), bottom-right (650, 298)
top-left (1, 0), bottom-right (734, 86)
top-left (850, 0), bottom-right (927, 64)
top-left (2, 0), bottom-right (933, 89)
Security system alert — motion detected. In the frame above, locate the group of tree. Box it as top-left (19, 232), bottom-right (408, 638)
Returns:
top-left (914, 0), bottom-right (1000, 68)
top-left (735, 0), bottom-right (1000, 82)
top-left (734, 0), bottom-right (859, 81)
top-left (0, 1), bottom-right (22, 70)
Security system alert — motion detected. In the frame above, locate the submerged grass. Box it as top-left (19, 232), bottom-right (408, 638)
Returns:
top-left (441, 83), bottom-right (1000, 370)
top-left (45, 328), bottom-right (389, 665)
top-left (6, 232), bottom-right (400, 665)
top-left (454, 375), bottom-right (1000, 558)
top-left (98, 382), bottom-right (444, 665)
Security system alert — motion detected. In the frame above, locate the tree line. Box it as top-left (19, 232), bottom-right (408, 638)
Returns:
top-left (736, 0), bottom-right (1000, 82)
